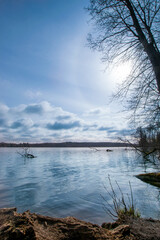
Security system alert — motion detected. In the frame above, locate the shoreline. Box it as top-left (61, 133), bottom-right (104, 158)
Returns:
top-left (0, 208), bottom-right (160, 240)
top-left (0, 142), bottom-right (131, 148)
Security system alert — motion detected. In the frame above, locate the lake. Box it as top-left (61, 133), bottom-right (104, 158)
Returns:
top-left (0, 147), bottom-right (160, 225)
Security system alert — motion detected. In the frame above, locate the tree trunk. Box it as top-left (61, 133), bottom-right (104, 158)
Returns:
top-left (124, 0), bottom-right (160, 94)
top-left (146, 44), bottom-right (160, 94)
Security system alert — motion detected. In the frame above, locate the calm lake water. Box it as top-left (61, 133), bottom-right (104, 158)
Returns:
top-left (0, 147), bottom-right (160, 225)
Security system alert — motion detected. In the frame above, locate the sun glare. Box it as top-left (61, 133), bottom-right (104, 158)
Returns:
top-left (110, 61), bottom-right (132, 84)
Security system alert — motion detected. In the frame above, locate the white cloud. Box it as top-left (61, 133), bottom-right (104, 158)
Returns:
top-left (0, 103), bottom-right (9, 115)
top-left (0, 101), bottom-right (131, 142)
top-left (83, 106), bottom-right (110, 117)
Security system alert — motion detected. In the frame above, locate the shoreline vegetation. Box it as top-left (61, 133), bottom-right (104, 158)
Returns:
top-left (1, 208), bottom-right (160, 240)
top-left (0, 142), bottom-right (131, 148)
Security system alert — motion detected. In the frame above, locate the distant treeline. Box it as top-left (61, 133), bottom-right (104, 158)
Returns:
top-left (0, 142), bottom-right (130, 148)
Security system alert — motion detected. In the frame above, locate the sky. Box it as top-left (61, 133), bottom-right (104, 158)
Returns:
top-left (0, 0), bottom-right (132, 143)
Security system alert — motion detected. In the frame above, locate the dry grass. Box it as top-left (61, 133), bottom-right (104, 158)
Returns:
top-left (102, 176), bottom-right (140, 221)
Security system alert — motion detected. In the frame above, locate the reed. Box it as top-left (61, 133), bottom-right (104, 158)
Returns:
top-left (102, 176), bottom-right (140, 221)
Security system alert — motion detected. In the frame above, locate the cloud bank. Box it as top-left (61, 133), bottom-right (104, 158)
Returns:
top-left (0, 101), bottom-right (131, 142)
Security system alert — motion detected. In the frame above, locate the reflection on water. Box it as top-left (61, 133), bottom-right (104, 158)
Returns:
top-left (0, 147), bottom-right (160, 224)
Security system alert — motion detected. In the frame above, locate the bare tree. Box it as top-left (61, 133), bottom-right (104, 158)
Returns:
top-left (87, 0), bottom-right (160, 127)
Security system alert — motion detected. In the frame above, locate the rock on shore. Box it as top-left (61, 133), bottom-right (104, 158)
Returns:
top-left (0, 208), bottom-right (160, 240)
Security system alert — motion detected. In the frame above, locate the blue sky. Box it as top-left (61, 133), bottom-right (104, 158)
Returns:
top-left (0, 0), bottom-right (131, 142)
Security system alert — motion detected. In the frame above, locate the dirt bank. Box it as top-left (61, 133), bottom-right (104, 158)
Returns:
top-left (0, 208), bottom-right (160, 240)
top-left (136, 172), bottom-right (160, 187)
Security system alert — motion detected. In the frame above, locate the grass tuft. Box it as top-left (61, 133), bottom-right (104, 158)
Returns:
top-left (102, 176), bottom-right (140, 221)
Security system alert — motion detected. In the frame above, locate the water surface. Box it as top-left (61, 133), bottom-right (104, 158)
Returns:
top-left (0, 147), bottom-right (160, 224)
